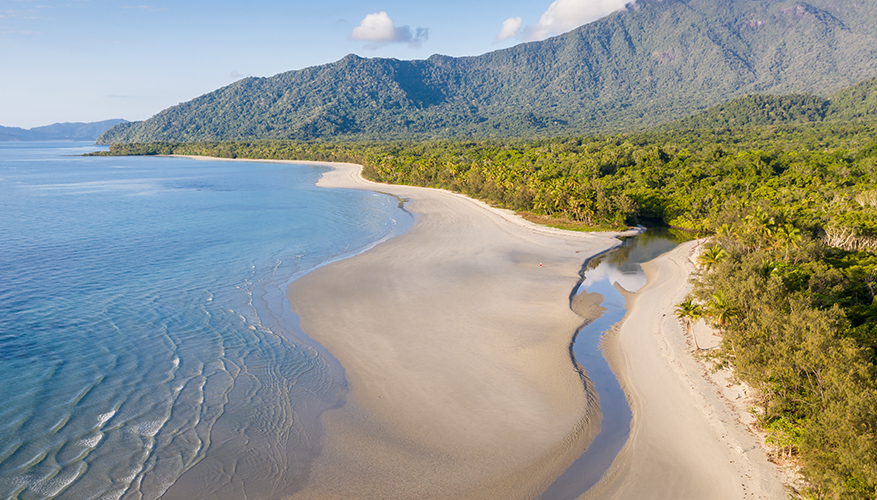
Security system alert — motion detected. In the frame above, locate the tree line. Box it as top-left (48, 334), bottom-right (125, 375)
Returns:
top-left (92, 119), bottom-right (877, 498)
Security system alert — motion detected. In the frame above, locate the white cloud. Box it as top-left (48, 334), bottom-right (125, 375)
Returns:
top-left (351, 11), bottom-right (396, 42)
top-left (350, 11), bottom-right (428, 48)
top-left (503, 0), bottom-right (629, 42)
top-left (496, 17), bottom-right (522, 42)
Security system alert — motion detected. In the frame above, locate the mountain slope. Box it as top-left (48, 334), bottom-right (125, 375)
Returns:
top-left (664, 75), bottom-right (877, 129)
top-left (99, 0), bottom-right (877, 144)
top-left (1, 119), bottom-right (128, 141)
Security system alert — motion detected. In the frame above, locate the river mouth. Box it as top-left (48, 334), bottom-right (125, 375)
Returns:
top-left (540, 227), bottom-right (691, 500)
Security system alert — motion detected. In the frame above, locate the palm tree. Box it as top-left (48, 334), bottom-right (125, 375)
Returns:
top-left (774, 224), bottom-right (802, 260)
top-left (745, 209), bottom-right (775, 250)
top-left (706, 290), bottom-right (739, 328)
top-left (674, 298), bottom-right (704, 351)
top-left (759, 260), bottom-right (779, 280)
top-left (698, 246), bottom-right (728, 271)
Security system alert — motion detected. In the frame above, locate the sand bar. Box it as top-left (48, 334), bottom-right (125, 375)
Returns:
top-left (285, 162), bottom-right (629, 499)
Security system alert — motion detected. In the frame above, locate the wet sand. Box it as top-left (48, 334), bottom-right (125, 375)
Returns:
top-left (175, 156), bottom-right (788, 498)
top-left (285, 162), bottom-right (628, 499)
top-left (587, 241), bottom-right (789, 499)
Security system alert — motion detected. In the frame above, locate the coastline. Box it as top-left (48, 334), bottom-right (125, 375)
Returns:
top-left (171, 155), bottom-right (789, 498)
top-left (586, 240), bottom-right (789, 499)
top-left (284, 161), bottom-right (628, 498)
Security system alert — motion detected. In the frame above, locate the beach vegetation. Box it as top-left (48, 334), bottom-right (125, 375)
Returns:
top-left (697, 246), bottom-right (728, 272)
top-left (90, 82), bottom-right (877, 498)
top-left (674, 298), bottom-right (704, 351)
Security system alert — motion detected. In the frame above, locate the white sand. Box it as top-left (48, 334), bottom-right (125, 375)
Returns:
top-left (285, 162), bottom-right (628, 499)
top-left (175, 156), bottom-right (789, 498)
top-left (587, 241), bottom-right (789, 499)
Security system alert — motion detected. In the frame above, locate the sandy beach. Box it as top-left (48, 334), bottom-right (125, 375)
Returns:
top-left (587, 241), bottom-right (790, 499)
top-left (284, 161), bottom-right (633, 498)
top-left (282, 161), bottom-right (791, 499)
top-left (171, 156), bottom-right (790, 498)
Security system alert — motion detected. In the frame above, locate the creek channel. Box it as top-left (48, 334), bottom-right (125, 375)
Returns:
top-left (540, 227), bottom-right (691, 500)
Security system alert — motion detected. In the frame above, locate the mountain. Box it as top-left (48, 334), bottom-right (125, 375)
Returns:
top-left (98, 0), bottom-right (877, 144)
top-left (1, 119), bottom-right (128, 142)
top-left (664, 75), bottom-right (877, 129)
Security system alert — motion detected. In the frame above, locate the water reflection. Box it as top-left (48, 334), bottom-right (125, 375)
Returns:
top-left (541, 227), bottom-right (692, 500)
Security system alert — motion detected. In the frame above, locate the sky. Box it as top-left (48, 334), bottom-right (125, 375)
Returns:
top-left (1, 0), bottom-right (629, 129)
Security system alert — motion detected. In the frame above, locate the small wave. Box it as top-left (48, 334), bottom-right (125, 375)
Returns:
top-left (12, 463), bottom-right (84, 497)
top-left (78, 433), bottom-right (103, 448)
top-left (98, 488), bottom-right (126, 500)
top-left (127, 420), bottom-right (164, 437)
top-left (97, 411), bottom-right (116, 426)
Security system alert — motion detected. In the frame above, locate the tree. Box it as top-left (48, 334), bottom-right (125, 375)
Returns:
top-left (706, 290), bottom-right (739, 327)
top-left (674, 297), bottom-right (704, 351)
top-left (698, 245), bottom-right (729, 271)
top-left (775, 223), bottom-right (802, 260)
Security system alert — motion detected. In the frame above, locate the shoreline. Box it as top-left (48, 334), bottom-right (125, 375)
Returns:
top-left (586, 240), bottom-right (789, 499)
top-left (171, 155), bottom-right (788, 498)
top-left (283, 160), bottom-right (629, 498)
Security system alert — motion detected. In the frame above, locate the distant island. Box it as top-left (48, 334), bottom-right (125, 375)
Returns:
top-left (1, 119), bottom-right (127, 142)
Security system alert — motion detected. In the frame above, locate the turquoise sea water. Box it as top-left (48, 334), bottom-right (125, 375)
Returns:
top-left (0, 142), bottom-right (411, 499)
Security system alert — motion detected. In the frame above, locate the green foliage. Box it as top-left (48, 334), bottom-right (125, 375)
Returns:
top-left (693, 228), bottom-right (877, 498)
top-left (94, 86), bottom-right (877, 498)
top-left (667, 94), bottom-right (831, 130)
top-left (97, 113), bottom-right (877, 234)
top-left (98, 0), bottom-right (877, 144)
top-left (675, 297), bottom-right (704, 350)
top-left (664, 76), bottom-right (877, 132)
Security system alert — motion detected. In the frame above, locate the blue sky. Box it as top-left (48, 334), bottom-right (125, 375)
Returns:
top-left (1, 0), bottom-right (628, 128)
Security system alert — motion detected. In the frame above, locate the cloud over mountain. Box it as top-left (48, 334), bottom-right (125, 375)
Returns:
top-left (496, 17), bottom-right (523, 41)
top-left (501, 0), bottom-right (629, 41)
top-left (350, 11), bottom-right (428, 48)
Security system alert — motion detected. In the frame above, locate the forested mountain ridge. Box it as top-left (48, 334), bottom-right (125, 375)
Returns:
top-left (98, 0), bottom-right (877, 144)
top-left (1, 119), bottom-right (127, 141)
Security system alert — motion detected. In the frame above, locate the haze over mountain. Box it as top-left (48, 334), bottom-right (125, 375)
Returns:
top-left (2, 120), bottom-right (128, 142)
top-left (99, 0), bottom-right (877, 144)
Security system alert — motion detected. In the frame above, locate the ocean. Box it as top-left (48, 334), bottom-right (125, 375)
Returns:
top-left (0, 142), bottom-right (412, 499)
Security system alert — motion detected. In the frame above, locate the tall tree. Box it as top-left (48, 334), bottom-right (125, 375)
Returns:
top-left (675, 298), bottom-right (704, 351)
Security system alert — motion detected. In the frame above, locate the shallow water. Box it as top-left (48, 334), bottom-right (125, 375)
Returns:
top-left (541, 228), bottom-right (689, 500)
top-left (0, 143), bottom-right (411, 499)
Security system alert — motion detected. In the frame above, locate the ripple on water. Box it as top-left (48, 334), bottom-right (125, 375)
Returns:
top-left (0, 145), bottom-right (411, 499)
